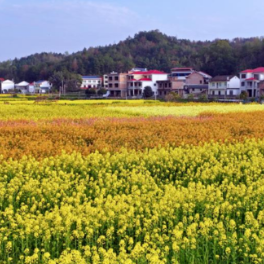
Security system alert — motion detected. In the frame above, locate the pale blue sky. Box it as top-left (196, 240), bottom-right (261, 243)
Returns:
top-left (1, 0), bottom-right (264, 61)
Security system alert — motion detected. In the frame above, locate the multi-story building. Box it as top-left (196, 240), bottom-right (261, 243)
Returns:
top-left (208, 75), bottom-right (241, 99)
top-left (104, 72), bottom-right (127, 97)
top-left (240, 67), bottom-right (264, 98)
top-left (157, 68), bottom-right (211, 98)
top-left (183, 71), bottom-right (212, 98)
top-left (81, 76), bottom-right (101, 89)
top-left (127, 70), bottom-right (168, 97)
top-left (259, 80), bottom-right (264, 96)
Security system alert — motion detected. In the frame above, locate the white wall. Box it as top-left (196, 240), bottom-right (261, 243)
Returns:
top-left (40, 81), bottom-right (51, 89)
top-left (2, 80), bottom-right (14, 92)
top-left (228, 76), bottom-right (241, 89)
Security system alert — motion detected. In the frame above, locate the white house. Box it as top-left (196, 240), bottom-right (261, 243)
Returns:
top-left (240, 67), bottom-right (264, 98)
top-left (2, 80), bottom-right (15, 93)
top-left (34, 80), bottom-right (51, 93)
top-left (81, 76), bottom-right (101, 89)
top-left (16, 81), bottom-right (30, 94)
top-left (127, 70), bottom-right (168, 97)
top-left (208, 75), bottom-right (241, 98)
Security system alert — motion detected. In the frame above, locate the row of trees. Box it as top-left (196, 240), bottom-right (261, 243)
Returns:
top-left (1, 30), bottom-right (264, 83)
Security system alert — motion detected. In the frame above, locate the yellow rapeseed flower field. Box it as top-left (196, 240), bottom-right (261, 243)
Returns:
top-left (0, 101), bottom-right (263, 263)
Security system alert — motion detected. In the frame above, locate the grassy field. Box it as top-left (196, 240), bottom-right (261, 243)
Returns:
top-left (0, 100), bottom-right (264, 263)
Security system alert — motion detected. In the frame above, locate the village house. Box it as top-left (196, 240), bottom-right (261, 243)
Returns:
top-left (34, 80), bottom-right (51, 94)
top-left (157, 68), bottom-right (211, 98)
top-left (16, 81), bottom-right (30, 94)
top-left (259, 80), bottom-right (264, 96)
top-left (183, 71), bottom-right (212, 98)
top-left (208, 75), bottom-right (241, 99)
top-left (127, 70), bottom-right (168, 98)
top-left (1, 79), bottom-right (15, 93)
top-left (157, 68), bottom-right (193, 97)
top-left (81, 76), bottom-right (101, 89)
top-left (240, 67), bottom-right (264, 98)
top-left (103, 72), bottom-right (127, 97)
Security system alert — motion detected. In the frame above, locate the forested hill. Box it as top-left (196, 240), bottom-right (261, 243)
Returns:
top-left (1, 30), bottom-right (264, 82)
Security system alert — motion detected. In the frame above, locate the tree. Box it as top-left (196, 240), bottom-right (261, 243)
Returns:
top-left (143, 86), bottom-right (154, 98)
top-left (240, 91), bottom-right (248, 100)
top-left (85, 88), bottom-right (97, 97)
top-left (49, 71), bottom-right (82, 93)
top-left (97, 88), bottom-right (107, 96)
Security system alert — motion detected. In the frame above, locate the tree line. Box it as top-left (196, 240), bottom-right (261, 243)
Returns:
top-left (1, 30), bottom-right (264, 86)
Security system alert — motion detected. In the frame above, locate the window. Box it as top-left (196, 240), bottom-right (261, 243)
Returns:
top-left (212, 91), bottom-right (215, 95)
top-left (218, 91), bottom-right (221, 95)
top-left (115, 83), bottom-right (119, 88)
top-left (200, 80), bottom-right (203, 84)
top-left (241, 74), bottom-right (246, 79)
top-left (109, 77), bottom-right (113, 81)
top-left (212, 83), bottom-right (215, 87)
top-left (109, 84), bottom-right (113, 88)
top-left (254, 74), bottom-right (259, 80)
top-left (115, 76), bottom-right (119, 81)
top-left (230, 90), bottom-right (233, 96)
top-left (241, 82), bottom-right (245, 86)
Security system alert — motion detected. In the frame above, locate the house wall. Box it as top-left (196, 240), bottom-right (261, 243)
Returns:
top-left (82, 78), bottom-right (101, 88)
top-left (228, 77), bottom-right (241, 89)
top-left (2, 80), bottom-right (15, 92)
top-left (171, 80), bottom-right (185, 90)
top-left (186, 73), bottom-right (204, 85)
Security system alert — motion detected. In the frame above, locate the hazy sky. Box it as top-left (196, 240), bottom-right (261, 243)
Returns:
top-left (1, 0), bottom-right (264, 61)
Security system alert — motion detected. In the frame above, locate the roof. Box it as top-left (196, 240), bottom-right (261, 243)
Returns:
top-left (198, 71), bottom-right (212, 78)
top-left (241, 69), bottom-right (253, 73)
top-left (210, 75), bottom-right (236, 82)
top-left (131, 70), bottom-right (167, 75)
top-left (246, 78), bottom-right (257, 81)
top-left (171, 67), bottom-right (193, 71)
top-left (2, 79), bottom-right (14, 83)
top-left (82, 76), bottom-right (101, 79)
top-left (184, 84), bottom-right (208, 89)
top-left (0, 78), bottom-right (4, 82)
top-left (241, 67), bottom-right (264, 73)
top-left (16, 81), bottom-right (29, 86)
top-left (252, 67), bottom-right (264, 73)
top-left (139, 78), bottom-right (152, 81)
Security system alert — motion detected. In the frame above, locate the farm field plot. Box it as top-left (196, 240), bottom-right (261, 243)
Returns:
top-left (0, 101), bottom-right (264, 264)
top-left (0, 101), bottom-right (263, 120)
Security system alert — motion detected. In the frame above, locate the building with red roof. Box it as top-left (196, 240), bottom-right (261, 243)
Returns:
top-left (127, 69), bottom-right (168, 98)
top-left (240, 67), bottom-right (264, 97)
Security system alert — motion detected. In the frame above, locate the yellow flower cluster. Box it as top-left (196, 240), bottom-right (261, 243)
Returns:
top-left (0, 139), bottom-right (264, 263)
top-left (0, 101), bottom-right (263, 120)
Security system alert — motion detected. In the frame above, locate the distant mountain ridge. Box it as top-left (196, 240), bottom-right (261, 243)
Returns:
top-left (1, 30), bottom-right (264, 82)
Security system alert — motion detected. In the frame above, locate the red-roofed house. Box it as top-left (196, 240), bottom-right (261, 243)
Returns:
top-left (127, 70), bottom-right (168, 97)
top-left (240, 67), bottom-right (264, 97)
